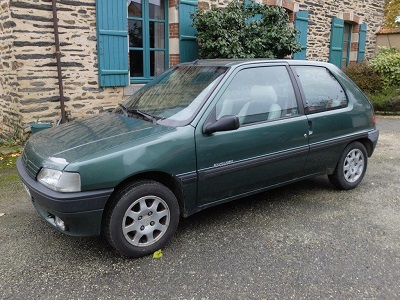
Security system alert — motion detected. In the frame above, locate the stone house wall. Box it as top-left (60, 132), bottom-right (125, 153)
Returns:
top-left (0, 0), bottom-right (123, 139)
top-left (295, 0), bottom-right (384, 62)
top-left (0, 0), bottom-right (385, 139)
top-left (0, 1), bottom-right (20, 138)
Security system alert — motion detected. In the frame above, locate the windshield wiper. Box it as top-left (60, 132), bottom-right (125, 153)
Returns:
top-left (118, 104), bottom-right (129, 116)
top-left (129, 108), bottom-right (158, 123)
top-left (118, 104), bottom-right (158, 123)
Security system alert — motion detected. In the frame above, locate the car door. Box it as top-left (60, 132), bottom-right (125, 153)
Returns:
top-left (291, 65), bottom-right (355, 175)
top-left (195, 64), bottom-right (310, 207)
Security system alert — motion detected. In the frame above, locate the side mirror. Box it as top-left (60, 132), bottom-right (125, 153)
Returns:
top-left (203, 115), bottom-right (240, 134)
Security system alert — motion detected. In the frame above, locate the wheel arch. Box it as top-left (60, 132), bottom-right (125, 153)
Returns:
top-left (328, 139), bottom-right (369, 190)
top-left (327, 138), bottom-right (372, 175)
top-left (357, 137), bottom-right (374, 157)
top-left (102, 171), bottom-right (186, 229)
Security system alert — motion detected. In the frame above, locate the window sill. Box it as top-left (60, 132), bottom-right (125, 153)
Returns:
top-left (124, 84), bottom-right (146, 96)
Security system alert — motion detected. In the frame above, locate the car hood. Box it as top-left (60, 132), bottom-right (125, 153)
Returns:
top-left (25, 113), bottom-right (175, 169)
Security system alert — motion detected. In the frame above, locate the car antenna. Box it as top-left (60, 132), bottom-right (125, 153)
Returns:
top-left (193, 59), bottom-right (199, 65)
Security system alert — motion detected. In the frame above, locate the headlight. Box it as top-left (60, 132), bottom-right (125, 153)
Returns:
top-left (37, 168), bottom-right (81, 192)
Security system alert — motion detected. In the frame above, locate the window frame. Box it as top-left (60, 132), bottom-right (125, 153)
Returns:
top-left (213, 64), bottom-right (303, 127)
top-left (128, 0), bottom-right (169, 84)
top-left (291, 65), bottom-right (349, 115)
top-left (342, 22), bottom-right (352, 68)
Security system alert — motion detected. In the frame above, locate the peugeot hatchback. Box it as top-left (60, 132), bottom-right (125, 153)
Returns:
top-left (17, 59), bottom-right (379, 257)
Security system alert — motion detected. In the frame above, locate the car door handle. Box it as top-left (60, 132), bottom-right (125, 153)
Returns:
top-left (308, 120), bottom-right (313, 135)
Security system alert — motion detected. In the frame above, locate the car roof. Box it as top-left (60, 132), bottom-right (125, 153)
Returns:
top-left (179, 59), bottom-right (334, 69)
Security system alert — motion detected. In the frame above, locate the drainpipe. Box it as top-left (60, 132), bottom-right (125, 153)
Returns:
top-left (52, 0), bottom-right (67, 124)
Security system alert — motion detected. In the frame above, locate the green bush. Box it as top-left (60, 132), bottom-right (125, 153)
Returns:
top-left (369, 47), bottom-right (400, 89)
top-left (191, 0), bottom-right (301, 59)
top-left (344, 62), bottom-right (383, 94)
top-left (367, 86), bottom-right (400, 113)
top-left (343, 48), bottom-right (400, 113)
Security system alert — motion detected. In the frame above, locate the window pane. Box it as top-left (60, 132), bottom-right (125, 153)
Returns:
top-left (150, 22), bottom-right (165, 49)
top-left (127, 0), bottom-right (167, 80)
top-left (130, 50), bottom-right (144, 77)
top-left (149, 0), bottom-right (165, 20)
top-left (128, 20), bottom-right (143, 47)
top-left (293, 66), bottom-right (348, 113)
top-left (342, 23), bottom-right (351, 68)
top-left (150, 51), bottom-right (165, 76)
top-left (216, 66), bottom-right (297, 124)
top-left (127, 0), bottom-right (142, 18)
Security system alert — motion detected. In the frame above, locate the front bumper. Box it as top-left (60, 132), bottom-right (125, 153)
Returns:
top-left (17, 157), bottom-right (114, 236)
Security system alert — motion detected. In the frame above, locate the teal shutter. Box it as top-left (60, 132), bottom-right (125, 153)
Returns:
top-left (329, 17), bottom-right (344, 68)
top-left (96, 0), bottom-right (129, 87)
top-left (179, 0), bottom-right (198, 63)
top-left (293, 11), bottom-right (309, 60)
top-left (245, 0), bottom-right (262, 23)
top-left (357, 23), bottom-right (367, 63)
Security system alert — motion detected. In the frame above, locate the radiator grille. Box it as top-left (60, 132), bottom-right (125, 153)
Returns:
top-left (21, 150), bottom-right (40, 179)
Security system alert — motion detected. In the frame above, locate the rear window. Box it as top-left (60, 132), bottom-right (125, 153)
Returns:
top-left (293, 66), bottom-right (348, 114)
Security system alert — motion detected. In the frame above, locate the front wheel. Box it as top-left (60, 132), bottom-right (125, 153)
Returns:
top-left (328, 142), bottom-right (368, 190)
top-left (104, 180), bottom-right (180, 258)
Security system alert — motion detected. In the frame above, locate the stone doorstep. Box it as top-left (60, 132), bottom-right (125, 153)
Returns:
top-left (0, 146), bottom-right (23, 157)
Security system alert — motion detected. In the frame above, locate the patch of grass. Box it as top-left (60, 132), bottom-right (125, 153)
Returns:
top-left (0, 173), bottom-right (20, 188)
top-left (0, 154), bottom-right (19, 175)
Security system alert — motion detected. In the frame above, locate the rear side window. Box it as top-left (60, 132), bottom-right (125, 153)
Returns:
top-left (293, 66), bottom-right (348, 114)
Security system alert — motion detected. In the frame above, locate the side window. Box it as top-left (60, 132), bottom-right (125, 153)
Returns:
top-left (293, 66), bottom-right (348, 113)
top-left (216, 66), bottom-right (298, 125)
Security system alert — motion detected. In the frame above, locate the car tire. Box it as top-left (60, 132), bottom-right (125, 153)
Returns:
top-left (328, 141), bottom-right (368, 190)
top-left (104, 180), bottom-right (180, 258)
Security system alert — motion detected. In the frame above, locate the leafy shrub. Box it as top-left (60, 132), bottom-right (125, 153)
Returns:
top-left (344, 62), bottom-right (383, 94)
top-left (369, 47), bottom-right (400, 88)
top-left (367, 86), bottom-right (400, 113)
top-left (191, 0), bottom-right (301, 59)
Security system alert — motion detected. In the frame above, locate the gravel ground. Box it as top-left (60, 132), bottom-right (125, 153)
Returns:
top-left (0, 116), bottom-right (399, 299)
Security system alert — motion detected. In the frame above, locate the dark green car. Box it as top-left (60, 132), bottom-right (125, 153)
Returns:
top-left (17, 59), bottom-right (379, 257)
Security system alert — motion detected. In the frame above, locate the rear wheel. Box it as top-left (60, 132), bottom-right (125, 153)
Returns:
top-left (104, 180), bottom-right (179, 258)
top-left (328, 142), bottom-right (368, 190)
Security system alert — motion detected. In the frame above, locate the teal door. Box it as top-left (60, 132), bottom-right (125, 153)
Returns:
top-left (195, 65), bottom-right (310, 206)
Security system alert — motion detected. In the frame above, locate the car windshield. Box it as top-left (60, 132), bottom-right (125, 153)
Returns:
top-left (116, 65), bottom-right (228, 126)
